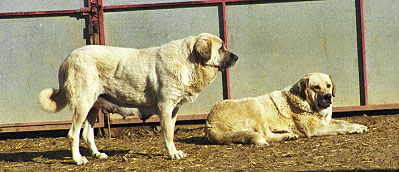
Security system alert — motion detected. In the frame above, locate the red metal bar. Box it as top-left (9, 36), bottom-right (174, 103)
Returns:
top-left (333, 104), bottom-right (399, 112)
top-left (0, 116), bottom-right (105, 133)
top-left (102, 0), bottom-right (260, 11)
top-left (109, 114), bottom-right (209, 125)
top-left (110, 103), bottom-right (399, 125)
top-left (359, 0), bottom-right (368, 106)
top-left (0, 0), bottom-right (260, 17)
top-left (108, 103), bottom-right (399, 125)
top-left (103, 1), bottom-right (220, 11)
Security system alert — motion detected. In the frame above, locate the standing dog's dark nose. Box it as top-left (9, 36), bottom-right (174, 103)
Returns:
top-left (233, 55), bottom-right (238, 61)
top-left (324, 94), bottom-right (332, 101)
top-left (232, 54), bottom-right (238, 62)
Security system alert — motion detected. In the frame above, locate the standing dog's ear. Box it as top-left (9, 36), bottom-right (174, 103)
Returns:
top-left (194, 39), bottom-right (212, 64)
top-left (329, 75), bottom-right (336, 97)
top-left (296, 77), bottom-right (309, 100)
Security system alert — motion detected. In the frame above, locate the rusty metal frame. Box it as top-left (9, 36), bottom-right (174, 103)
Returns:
top-left (0, 0), bottom-right (398, 133)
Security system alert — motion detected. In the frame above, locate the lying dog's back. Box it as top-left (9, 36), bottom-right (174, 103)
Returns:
top-left (205, 92), bottom-right (296, 146)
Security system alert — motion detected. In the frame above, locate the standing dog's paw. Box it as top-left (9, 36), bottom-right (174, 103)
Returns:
top-left (169, 150), bottom-right (187, 160)
top-left (95, 152), bottom-right (108, 159)
top-left (74, 156), bottom-right (88, 165)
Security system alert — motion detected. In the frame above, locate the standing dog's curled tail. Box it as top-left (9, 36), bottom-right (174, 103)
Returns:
top-left (38, 88), bottom-right (67, 113)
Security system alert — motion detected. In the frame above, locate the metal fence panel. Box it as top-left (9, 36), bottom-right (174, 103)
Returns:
top-left (0, 0), bottom-right (84, 13)
top-left (227, 0), bottom-right (360, 106)
top-left (364, 0), bottom-right (399, 105)
top-left (104, 5), bottom-right (222, 116)
top-left (0, 16), bottom-right (86, 124)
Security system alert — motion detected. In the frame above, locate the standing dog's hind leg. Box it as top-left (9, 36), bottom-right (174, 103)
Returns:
top-left (68, 107), bottom-right (89, 165)
top-left (67, 89), bottom-right (99, 165)
top-left (82, 108), bottom-right (108, 159)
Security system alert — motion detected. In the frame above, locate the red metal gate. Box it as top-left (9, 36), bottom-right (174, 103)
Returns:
top-left (1, 0), bottom-right (397, 133)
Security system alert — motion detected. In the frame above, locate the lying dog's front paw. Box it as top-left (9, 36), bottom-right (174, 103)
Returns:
top-left (169, 150), bottom-right (187, 160)
top-left (351, 124), bottom-right (368, 134)
top-left (358, 125), bottom-right (368, 133)
top-left (254, 138), bottom-right (269, 146)
top-left (288, 134), bottom-right (299, 140)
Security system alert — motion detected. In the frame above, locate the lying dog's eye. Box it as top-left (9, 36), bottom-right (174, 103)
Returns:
top-left (327, 84), bottom-right (331, 88)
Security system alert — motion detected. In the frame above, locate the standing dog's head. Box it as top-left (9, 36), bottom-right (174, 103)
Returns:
top-left (192, 33), bottom-right (238, 70)
top-left (296, 73), bottom-right (336, 112)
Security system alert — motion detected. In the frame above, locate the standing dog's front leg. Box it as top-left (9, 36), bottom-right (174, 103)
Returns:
top-left (158, 102), bottom-right (187, 159)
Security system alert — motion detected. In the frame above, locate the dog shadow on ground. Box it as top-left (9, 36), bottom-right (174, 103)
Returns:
top-left (0, 147), bottom-right (128, 164)
top-left (176, 136), bottom-right (211, 145)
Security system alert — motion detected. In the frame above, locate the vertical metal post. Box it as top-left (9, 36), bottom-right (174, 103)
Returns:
top-left (356, 0), bottom-right (368, 106)
top-left (359, 0), bottom-right (368, 106)
top-left (88, 0), bottom-right (105, 45)
top-left (221, 1), bottom-right (232, 99)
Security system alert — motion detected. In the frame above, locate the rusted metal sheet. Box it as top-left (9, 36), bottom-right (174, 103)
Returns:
top-left (363, 0), bottom-right (399, 105)
top-left (226, 0), bottom-right (362, 107)
top-left (103, 4), bottom-right (222, 117)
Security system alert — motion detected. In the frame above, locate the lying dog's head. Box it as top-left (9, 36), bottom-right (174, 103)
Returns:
top-left (296, 73), bottom-right (336, 111)
top-left (193, 33), bottom-right (238, 70)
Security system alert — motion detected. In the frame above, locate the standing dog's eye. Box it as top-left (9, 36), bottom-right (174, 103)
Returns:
top-left (219, 44), bottom-right (224, 53)
top-left (313, 85), bottom-right (321, 90)
top-left (327, 84), bottom-right (331, 88)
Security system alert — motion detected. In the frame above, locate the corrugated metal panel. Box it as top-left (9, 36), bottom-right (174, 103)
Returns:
top-left (364, 0), bottom-right (399, 105)
top-left (0, 17), bottom-right (86, 124)
top-left (0, 0), bottom-right (84, 13)
top-left (104, 5), bottom-right (222, 116)
top-left (226, 0), bottom-right (360, 106)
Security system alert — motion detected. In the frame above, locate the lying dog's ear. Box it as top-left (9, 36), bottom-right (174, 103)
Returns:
top-left (194, 38), bottom-right (212, 64)
top-left (329, 75), bottom-right (336, 97)
top-left (296, 77), bottom-right (309, 100)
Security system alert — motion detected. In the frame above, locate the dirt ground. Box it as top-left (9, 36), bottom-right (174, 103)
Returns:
top-left (1, 113), bottom-right (398, 172)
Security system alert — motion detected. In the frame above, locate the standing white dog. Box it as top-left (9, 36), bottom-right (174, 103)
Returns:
top-left (39, 33), bottom-right (238, 165)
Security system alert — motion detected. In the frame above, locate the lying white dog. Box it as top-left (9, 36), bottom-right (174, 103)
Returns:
top-left (205, 73), bottom-right (368, 145)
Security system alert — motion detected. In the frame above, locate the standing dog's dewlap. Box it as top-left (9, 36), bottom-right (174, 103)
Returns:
top-left (205, 73), bottom-right (368, 146)
top-left (38, 33), bottom-right (238, 165)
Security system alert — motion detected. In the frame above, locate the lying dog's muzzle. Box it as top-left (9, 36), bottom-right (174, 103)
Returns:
top-left (318, 94), bottom-right (332, 109)
top-left (324, 94), bottom-right (332, 102)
